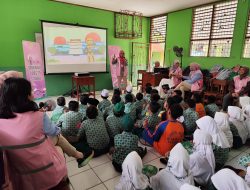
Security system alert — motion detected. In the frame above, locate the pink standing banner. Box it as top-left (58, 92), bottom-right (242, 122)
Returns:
top-left (108, 45), bottom-right (121, 88)
top-left (22, 41), bottom-right (46, 99)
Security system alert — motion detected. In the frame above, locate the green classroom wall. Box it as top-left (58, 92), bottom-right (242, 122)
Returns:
top-left (1, 0), bottom-right (250, 96)
top-left (165, 0), bottom-right (250, 69)
top-left (0, 0), bottom-right (150, 96)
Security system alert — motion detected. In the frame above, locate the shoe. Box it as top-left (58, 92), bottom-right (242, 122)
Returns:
top-left (160, 157), bottom-right (168, 165)
top-left (77, 150), bottom-right (94, 168)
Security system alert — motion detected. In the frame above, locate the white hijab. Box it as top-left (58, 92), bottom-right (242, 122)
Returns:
top-left (211, 169), bottom-right (250, 190)
top-left (115, 151), bottom-right (149, 190)
top-left (228, 106), bottom-right (249, 144)
top-left (196, 116), bottom-right (230, 148)
top-left (180, 184), bottom-right (200, 190)
top-left (193, 129), bottom-right (215, 173)
top-left (214, 112), bottom-right (233, 148)
top-left (243, 105), bottom-right (250, 138)
top-left (239, 96), bottom-right (250, 109)
top-left (150, 143), bottom-right (194, 190)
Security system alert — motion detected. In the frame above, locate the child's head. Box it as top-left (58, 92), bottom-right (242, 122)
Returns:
top-left (125, 93), bottom-right (133, 103)
top-left (136, 92), bottom-right (143, 101)
top-left (145, 83), bottom-right (152, 88)
top-left (126, 85), bottom-right (133, 94)
top-left (63, 107), bottom-right (69, 113)
top-left (186, 98), bottom-right (196, 109)
top-left (87, 98), bottom-right (99, 107)
top-left (101, 89), bottom-right (109, 99)
top-left (68, 100), bottom-right (79, 112)
top-left (172, 90), bottom-right (182, 97)
top-left (145, 86), bottom-right (152, 94)
top-left (149, 101), bottom-right (160, 114)
top-left (57, 96), bottom-right (66, 107)
top-left (162, 84), bottom-right (170, 94)
top-left (151, 89), bottom-right (159, 95)
top-left (168, 104), bottom-right (183, 120)
top-left (39, 102), bottom-right (45, 109)
top-left (113, 88), bottom-right (121, 96)
top-left (192, 92), bottom-right (203, 103)
top-left (164, 96), bottom-right (176, 110)
top-left (113, 102), bottom-right (125, 117)
top-left (207, 95), bottom-right (216, 104)
top-left (80, 94), bottom-right (89, 105)
top-left (111, 94), bottom-right (121, 104)
top-left (150, 93), bottom-right (160, 102)
top-left (173, 95), bottom-right (183, 104)
top-left (122, 114), bottom-right (134, 132)
top-left (86, 105), bottom-right (98, 119)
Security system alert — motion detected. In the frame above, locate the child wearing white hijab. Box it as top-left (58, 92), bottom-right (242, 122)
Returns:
top-left (150, 143), bottom-right (194, 190)
top-left (214, 112), bottom-right (233, 148)
top-left (228, 106), bottom-right (249, 148)
top-left (180, 184), bottom-right (201, 190)
top-left (190, 129), bottom-right (215, 186)
top-left (115, 151), bottom-right (150, 190)
top-left (196, 116), bottom-right (230, 171)
top-left (243, 104), bottom-right (250, 138)
top-left (209, 168), bottom-right (250, 190)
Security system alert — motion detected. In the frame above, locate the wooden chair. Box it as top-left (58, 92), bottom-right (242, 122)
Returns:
top-left (204, 79), bottom-right (228, 105)
top-left (137, 70), bottom-right (146, 90)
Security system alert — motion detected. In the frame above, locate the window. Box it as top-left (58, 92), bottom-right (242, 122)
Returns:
top-left (243, 12), bottom-right (250, 58)
top-left (190, 0), bottom-right (238, 57)
top-left (150, 16), bottom-right (167, 43)
top-left (149, 15), bottom-right (167, 70)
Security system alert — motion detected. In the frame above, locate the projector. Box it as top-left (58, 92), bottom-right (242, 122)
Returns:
top-left (74, 72), bottom-right (90, 77)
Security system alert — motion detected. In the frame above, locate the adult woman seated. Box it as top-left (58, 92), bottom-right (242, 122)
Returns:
top-left (169, 59), bottom-right (182, 88)
top-left (222, 66), bottom-right (250, 111)
top-left (174, 63), bottom-right (203, 99)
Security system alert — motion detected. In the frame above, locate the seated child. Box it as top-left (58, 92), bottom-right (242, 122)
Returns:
top-left (79, 94), bottom-right (89, 120)
top-left (106, 102), bottom-right (125, 144)
top-left (98, 89), bottom-right (111, 113)
top-left (57, 101), bottom-right (82, 143)
top-left (143, 104), bottom-right (184, 156)
top-left (196, 116), bottom-right (230, 171)
top-left (121, 85), bottom-right (135, 102)
top-left (183, 99), bottom-right (199, 140)
top-left (160, 84), bottom-right (171, 100)
top-left (115, 151), bottom-right (150, 189)
top-left (124, 93), bottom-right (137, 121)
top-left (243, 104), bottom-right (250, 138)
top-left (193, 93), bottom-right (206, 118)
top-left (205, 95), bottom-right (219, 118)
top-left (51, 96), bottom-right (66, 123)
top-left (150, 143), bottom-right (194, 189)
top-left (78, 105), bottom-right (110, 157)
top-left (228, 106), bottom-right (249, 148)
top-left (87, 98), bottom-right (103, 119)
top-left (112, 114), bottom-right (146, 172)
top-left (133, 92), bottom-right (145, 119)
top-left (103, 95), bottom-right (121, 120)
top-left (151, 91), bottom-right (164, 111)
top-left (144, 86), bottom-right (152, 104)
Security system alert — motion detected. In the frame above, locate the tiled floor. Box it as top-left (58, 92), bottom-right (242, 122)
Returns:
top-left (65, 143), bottom-right (249, 190)
top-left (36, 91), bottom-right (250, 189)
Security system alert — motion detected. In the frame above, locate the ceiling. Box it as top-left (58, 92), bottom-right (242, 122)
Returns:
top-left (54, 0), bottom-right (220, 17)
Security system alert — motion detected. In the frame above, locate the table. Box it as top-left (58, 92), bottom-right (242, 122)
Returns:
top-left (142, 72), bottom-right (168, 91)
top-left (72, 75), bottom-right (95, 101)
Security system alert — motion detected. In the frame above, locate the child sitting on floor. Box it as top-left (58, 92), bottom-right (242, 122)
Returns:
top-left (112, 114), bottom-right (146, 172)
top-left (205, 95), bottom-right (219, 118)
top-left (79, 94), bottom-right (89, 120)
top-left (98, 89), bottom-right (111, 113)
top-left (51, 96), bottom-right (67, 123)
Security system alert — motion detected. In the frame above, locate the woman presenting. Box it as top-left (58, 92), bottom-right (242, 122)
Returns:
top-left (112, 50), bottom-right (128, 91)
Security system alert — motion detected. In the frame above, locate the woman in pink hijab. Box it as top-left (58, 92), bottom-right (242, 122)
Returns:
top-left (169, 60), bottom-right (182, 87)
top-left (174, 63), bottom-right (203, 99)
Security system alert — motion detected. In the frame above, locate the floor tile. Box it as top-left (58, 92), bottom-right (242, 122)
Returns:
top-left (149, 148), bottom-right (162, 157)
top-left (65, 153), bottom-right (76, 163)
top-left (89, 155), bottom-right (111, 168)
top-left (142, 150), bottom-right (158, 164)
top-left (225, 152), bottom-right (249, 171)
top-left (70, 169), bottom-right (101, 190)
top-left (146, 158), bottom-right (166, 170)
top-left (228, 149), bottom-right (242, 161)
top-left (103, 175), bottom-right (121, 190)
top-left (67, 159), bottom-right (90, 177)
top-left (87, 184), bottom-right (107, 190)
top-left (93, 161), bottom-right (120, 182)
top-left (69, 183), bottom-right (74, 190)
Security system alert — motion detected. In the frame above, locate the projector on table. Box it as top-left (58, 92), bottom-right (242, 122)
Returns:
top-left (74, 72), bottom-right (90, 77)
